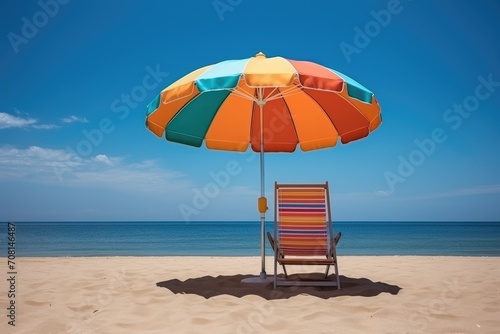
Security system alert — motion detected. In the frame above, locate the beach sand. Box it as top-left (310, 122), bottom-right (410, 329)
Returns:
top-left (1, 256), bottom-right (499, 333)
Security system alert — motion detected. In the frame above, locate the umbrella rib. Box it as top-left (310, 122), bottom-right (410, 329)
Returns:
top-left (231, 87), bottom-right (259, 102)
top-left (266, 85), bottom-right (304, 102)
top-left (263, 87), bottom-right (280, 101)
top-left (232, 84), bottom-right (306, 104)
top-left (159, 84), bottom-right (307, 106)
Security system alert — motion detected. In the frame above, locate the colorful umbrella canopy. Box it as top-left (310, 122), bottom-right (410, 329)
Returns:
top-left (146, 52), bottom-right (381, 152)
top-left (145, 52), bottom-right (381, 279)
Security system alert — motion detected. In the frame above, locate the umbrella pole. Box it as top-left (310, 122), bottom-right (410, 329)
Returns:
top-left (259, 158), bottom-right (266, 279)
top-left (258, 97), bottom-right (267, 279)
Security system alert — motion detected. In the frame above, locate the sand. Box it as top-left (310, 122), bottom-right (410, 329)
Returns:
top-left (1, 256), bottom-right (499, 333)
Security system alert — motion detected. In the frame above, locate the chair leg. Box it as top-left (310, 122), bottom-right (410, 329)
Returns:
top-left (282, 264), bottom-right (288, 278)
top-left (324, 264), bottom-right (331, 279)
top-left (274, 263), bottom-right (277, 289)
top-left (273, 246), bottom-right (278, 289)
top-left (334, 261), bottom-right (340, 289)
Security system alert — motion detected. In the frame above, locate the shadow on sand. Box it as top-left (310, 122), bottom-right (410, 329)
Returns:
top-left (156, 274), bottom-right (401, 300)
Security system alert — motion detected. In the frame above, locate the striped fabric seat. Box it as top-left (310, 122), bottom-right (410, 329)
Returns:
top-left (270, 182), bottom-right (341, 288)
top-left (277, 187), bottom-right (329, 256)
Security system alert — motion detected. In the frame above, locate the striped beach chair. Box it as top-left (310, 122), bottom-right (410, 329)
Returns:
top-left (268, 182), bottom-right (341, 288)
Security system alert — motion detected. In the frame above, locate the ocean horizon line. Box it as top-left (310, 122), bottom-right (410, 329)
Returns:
top-left (5, 220), bottom-right (500, 224)
top-left (3, 221), bottom-right (500, 257)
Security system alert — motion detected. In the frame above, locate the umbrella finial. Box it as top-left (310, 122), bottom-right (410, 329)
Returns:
top-left (255, 51), bottom-right (266, 58)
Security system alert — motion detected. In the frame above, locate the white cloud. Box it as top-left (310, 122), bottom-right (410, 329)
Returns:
top-left (92, 154), bottom-right (118, 166)
top-left (32, 124), bottom-right (61, 129)
top-left (61, 115), bottom-right (89, 124)
top-left (0, 111), bottom-right (57, 130)
top-left (0, 145), bottom-right (81, 167)
top-left (374, 190), bottom-right (392, 197)
top-left (0, 146), bottom-right (189, 193)
top-left (0, 145), bottom-right (83, 180)
top-left (0, 112), bottom-right (37, 129)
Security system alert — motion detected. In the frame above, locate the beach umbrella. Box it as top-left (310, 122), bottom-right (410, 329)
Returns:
top-left (145, 52), bottom-right (381, 279)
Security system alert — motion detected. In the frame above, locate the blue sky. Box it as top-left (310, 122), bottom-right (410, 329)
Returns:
top-left (1, 0), bottom-right (499, 222)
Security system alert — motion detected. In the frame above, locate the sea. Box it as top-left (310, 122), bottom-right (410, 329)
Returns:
top-left (2, 221), bottom-right (500, 257)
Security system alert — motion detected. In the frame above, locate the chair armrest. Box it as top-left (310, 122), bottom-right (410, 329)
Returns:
top-left (333, 231), bottom-right (341, 246)
top-left (267, 231), bottom-right (276, 251)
